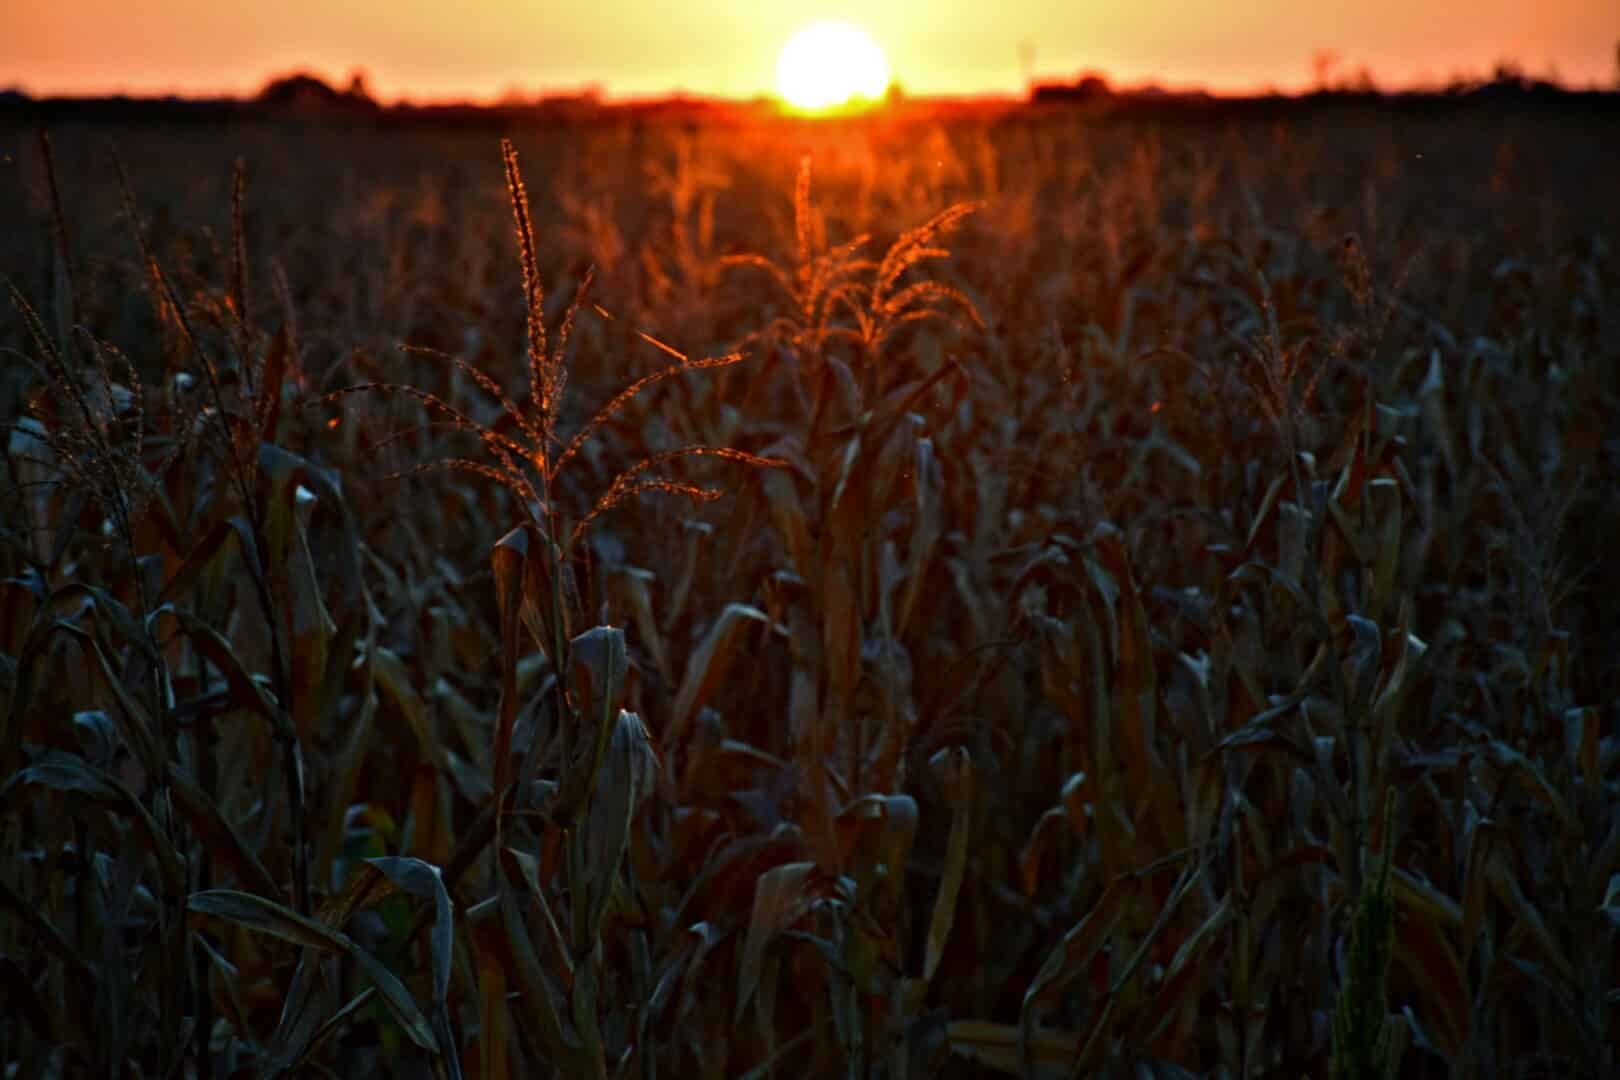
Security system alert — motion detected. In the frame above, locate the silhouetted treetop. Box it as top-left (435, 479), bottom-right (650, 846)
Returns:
top-left (257, 70), bottom-right (376, 109)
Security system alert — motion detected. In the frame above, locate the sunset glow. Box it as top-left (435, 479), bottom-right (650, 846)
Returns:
top-left (776, 22), bottom-right (890, 110)
top-left (1, 1), bottom-right (1615, 101)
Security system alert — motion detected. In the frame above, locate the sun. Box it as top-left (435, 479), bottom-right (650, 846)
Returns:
top-left (775, 22), bottom-right (890, 111)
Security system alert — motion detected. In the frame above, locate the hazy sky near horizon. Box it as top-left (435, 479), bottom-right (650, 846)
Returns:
top-left (7, 1), bottom-right (1618, 101)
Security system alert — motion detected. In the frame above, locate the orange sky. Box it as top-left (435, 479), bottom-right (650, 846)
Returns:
top-left (6, 0), bottom-right (1618, 101)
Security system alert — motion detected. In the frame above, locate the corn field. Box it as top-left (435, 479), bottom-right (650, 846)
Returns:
top-left (1, 101), bottom-right (1617, 1077)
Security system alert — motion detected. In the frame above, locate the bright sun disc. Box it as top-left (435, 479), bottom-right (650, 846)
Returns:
top-left (776, 22), bottom-right (890, 111)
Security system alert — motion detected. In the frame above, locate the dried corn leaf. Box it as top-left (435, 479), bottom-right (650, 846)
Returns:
top-left (737, 859), bottom-right (820, 1019)
top-left (1019, 806), bottom-right (1069, 899)
top-left (169, 765), bottom-right (282, 901)
top-left (925, 751), bottom-right (973, 983)
top-left (1021, 878), bottom-right (1127, 1015)
top-left (497, 859), bottom-right (585, 1068)
top-left (188, 888), bottom-right (439, 1053)
top-left (668, 603), bottom-right (772, 748)
top-left (7, 749), bottom-right (184, 893)
top-left (369, 855), bottom-right (463, 1080)
top-left (580, 710), bottom-right (658, 945)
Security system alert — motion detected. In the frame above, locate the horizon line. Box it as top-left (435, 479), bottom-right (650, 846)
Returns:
top-left (7, 82), bottom-right (1615, 114)
top-left (7, 57), bottom-right (1615, 110)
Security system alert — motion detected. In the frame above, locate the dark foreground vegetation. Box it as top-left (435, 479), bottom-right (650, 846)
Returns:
top-left (1, 94), bottom-right (1616, 1077)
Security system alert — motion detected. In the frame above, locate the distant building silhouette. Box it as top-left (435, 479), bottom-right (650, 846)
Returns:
top-left (1030, 73), bottom-right (1112, 104)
